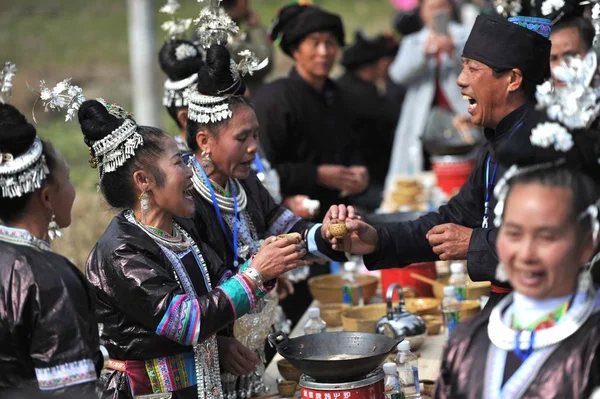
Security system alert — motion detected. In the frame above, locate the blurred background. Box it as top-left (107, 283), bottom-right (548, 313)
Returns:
top-left (0, 0), bottom-right (397, 267)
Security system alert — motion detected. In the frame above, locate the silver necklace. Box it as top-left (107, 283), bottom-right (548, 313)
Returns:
top-left (0, 224), bottom-right (51, 252)
top-left (191, 161), bottom-right (248, 212)
top-left (124, 210), bottom-right (190, 252)
top-left (487, 271), bottom-right (597, 351)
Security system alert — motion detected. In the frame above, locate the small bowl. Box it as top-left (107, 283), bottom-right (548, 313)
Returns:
top-left (421, 380), bottom-right (436, 396)
top-left (319, 303), bottom-right (351, 327)
top-left (277, 359), bottom-right (302, 382)
top-left (278, 380), bottom-right (298, 397)
top-left (422, 315), bottom-right (442, 335)
top-left (308, 274), bottom-right (379, 305)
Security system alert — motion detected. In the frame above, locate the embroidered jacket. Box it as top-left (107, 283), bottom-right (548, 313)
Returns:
top-left (87, 212), bottom-right (270, 398)
top-left (0, 240), bottom-right (103, 395)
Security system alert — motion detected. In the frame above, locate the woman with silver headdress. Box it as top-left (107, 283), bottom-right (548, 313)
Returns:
top-left (0, 98), bottom-right (104, 394)
top-left (432, 110), bottom-right (600, 397)
top-left (77, 99), bottom-right (308, 399)
top-left (184, 44), bottom-right (346, 397)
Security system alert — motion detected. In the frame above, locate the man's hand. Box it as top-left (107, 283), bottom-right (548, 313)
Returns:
top-left (426, 223), bottom-right (473, 260)
top-left (317, 165), bottom-right (366, 194)
top-left (217, 336), bottom-right (261, 376)
top-left (435, 34), bottom-right (454, 56)
top-left (321, 205), bottom-right (379, 255)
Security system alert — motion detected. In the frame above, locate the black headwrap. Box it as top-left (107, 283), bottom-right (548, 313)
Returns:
top-left (462, 15), bottom-right (552, 84)
top-left (268, 4), bottom-right (345, 57)
top-left (341, 32), bottom-right (399, 70)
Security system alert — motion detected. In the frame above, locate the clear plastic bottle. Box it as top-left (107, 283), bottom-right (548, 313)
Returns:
top-left (395, 341), bottom-right (420, 399)
top-left (341, 262), bottom-right (364, 306)
top-left (448, 262), bottom-right (468, 301)
top-left (383, 362), bottom-right (405, 399)
top-left (442, 286), bottom-right (461, 338)
top-left (304, 307), bottom-right (327, 335)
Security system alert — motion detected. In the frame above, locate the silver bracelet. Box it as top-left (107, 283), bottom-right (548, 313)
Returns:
top-left (243, 266), bottom-right (265, 287)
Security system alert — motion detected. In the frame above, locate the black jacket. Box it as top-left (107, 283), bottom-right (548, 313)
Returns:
top-left (0, 240), bottom-right (102, 396)
top-left (364, 104), bottom-right (543, 288)
top-left (252, 67), bottom-right (364, 219)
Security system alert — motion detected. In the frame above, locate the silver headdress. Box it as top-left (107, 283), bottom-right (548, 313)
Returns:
top-left (0, 62), bottom-right (17, 104)
top-left (186, 1), bottom-right (269, 124)
top-left (160, 0), bottom-right (193, 39)
top-left (0, 138), bottom-right (49, 199)
top-left (34, 78), bottom-right (85, 123)
top-left (88, 99), bottom-right (143, 178)
top-left (0, 64), bottom-right (50, 199)
top-left (494, 0), bottom-right (523, 17)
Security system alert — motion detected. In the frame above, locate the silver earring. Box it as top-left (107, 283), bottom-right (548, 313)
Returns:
top-left (48, 213), bottom-right (63, 240)
top-left (140, 191), bottom-right (150, 223)
top-left (201, 150), bottom-right (212, 170)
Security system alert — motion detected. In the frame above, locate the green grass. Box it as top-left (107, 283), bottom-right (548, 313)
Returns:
top-left (3, 0), bottom-right (395, 266)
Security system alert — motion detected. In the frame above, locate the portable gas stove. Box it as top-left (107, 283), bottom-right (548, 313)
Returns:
top-left (299, 369), bottom-right (385, 399)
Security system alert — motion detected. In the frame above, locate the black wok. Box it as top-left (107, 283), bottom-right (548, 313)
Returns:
top-left (268, 331), bottom-right (401, 382)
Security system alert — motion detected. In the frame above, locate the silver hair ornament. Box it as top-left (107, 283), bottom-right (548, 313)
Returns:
top-left (160, 0), bottom-right (181, 15)
top-left (95, 98), bottom-right (133, 119)
top-left (160, 0), bottom-right (193, 38)
top-left (0, 138), bottom-right (49, 199)
top-left (536, 51), bottom-right (600, 130)
top-left (32, 78), bottom-right (85, 123)
top-left (175, 43), bottom-right (199, 61)
top-left (529, 122), bottom-right (574, 152)
top-left (194, 7), bottom-right (239, 49)
top-left (236, 50), bottom-right (269, 77)
top-left (493, 0), bottom-right (522, 17)
top-left (0, 62), bottom-right (17, 104)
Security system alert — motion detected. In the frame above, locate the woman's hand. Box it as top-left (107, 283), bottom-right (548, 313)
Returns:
top-left (252, 236), bottom-right (310, 281)
top-left (276, 275), bottom-right (295, 300)
top-left (321, 205), bottom-right (380, 255)
top-left (217, 336), bottom-right (261, 376)
top-left (283, 195), bottom-right (316, 220)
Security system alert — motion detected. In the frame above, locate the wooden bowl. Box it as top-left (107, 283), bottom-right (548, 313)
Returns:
top-left (277, 359), bottom-right (302, 383)
top-left (432, 277), bottom-right (491, 300)
top-left (422, 315), bottom-right (442, 335)
top-left (278, 380), bottom-right (298, 397)
top-left (308, 274), bottom-right (379, 305)
top-left (341, 298), bottom-right (441, 333)
top-left (319, 303), bottom-right (350, 327)
top-left (460, 300), bottom-right (481, 321)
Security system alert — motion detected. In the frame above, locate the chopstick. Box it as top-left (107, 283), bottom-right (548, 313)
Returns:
top-left (409, 273), bottom-right (445, 288)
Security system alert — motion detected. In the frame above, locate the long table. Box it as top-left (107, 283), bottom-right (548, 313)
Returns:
top-left (263, 301), bottom-right (446, 396)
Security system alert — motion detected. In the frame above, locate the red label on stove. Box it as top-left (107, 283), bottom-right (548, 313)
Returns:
top-left (301, 380), bottom-right (384, 399)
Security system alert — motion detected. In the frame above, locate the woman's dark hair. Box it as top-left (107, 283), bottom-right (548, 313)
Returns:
top-left (159, 39), bottom-right (204, 129)
top-left (78, 100), bottom-right (169, 209)
top-left (0, 104), bottom-right (59, 223)
top-left (506, 166), bottom-right (599, 236)
top-left (186, 45), bottom-right (252, 152)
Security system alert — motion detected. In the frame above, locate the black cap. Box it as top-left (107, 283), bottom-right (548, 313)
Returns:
top-left (462, 15), bottom-right (551, 84)
top-left (268, 3), bottom-right (345, 57)
top-left (341, 31), bottom-right (399, 70)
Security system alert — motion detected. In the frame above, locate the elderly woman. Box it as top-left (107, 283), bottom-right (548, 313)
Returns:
top-left (0, 103), bottom-right (103, 395)
top-left (77, 99), bottom-right (307, 399)
top-left (184, 44), bottom-right (346, 394)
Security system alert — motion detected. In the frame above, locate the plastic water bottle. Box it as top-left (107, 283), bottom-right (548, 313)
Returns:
top-left (395, 341), bottom-right (420, 399)
top-left (448, 262), bottom-right (468, 301)
top-left (383, 362), bottom-right (405, 399)
top-left (341, 262), bottom-right (364, 306)
top-left (304, 307), bottom-right (326, 335)
top-left (442, 286), bottom-right (461, 338)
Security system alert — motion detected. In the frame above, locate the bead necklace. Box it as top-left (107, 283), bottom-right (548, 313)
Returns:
top-left (124, 210), bottom-right (190, 252)
top-left (0, 224), bottom-right (51, 252)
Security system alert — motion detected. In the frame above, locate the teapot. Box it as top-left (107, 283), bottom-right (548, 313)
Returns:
top-left (376, 283), bottom-right (427, 350)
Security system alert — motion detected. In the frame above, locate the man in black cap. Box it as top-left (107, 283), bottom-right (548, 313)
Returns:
top-left (323, 14), bottom-right (552, 308)
top-left (337, 32), bottom-right (403, 210)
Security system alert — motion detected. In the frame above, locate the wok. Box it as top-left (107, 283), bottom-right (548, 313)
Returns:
top-left (268, 331), bottom-right (401, 382)
top-left (363, 211), bottom-right (425, 225)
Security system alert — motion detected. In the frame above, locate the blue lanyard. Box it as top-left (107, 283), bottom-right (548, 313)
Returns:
top-left (193, 156), bottom-right (240, 267)
top-left (253, 153), bottom-right (265, 173)
top-left (482, 156), bottom-right (499, 228)
top-left (481, 121), bottom-right (524, 228)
